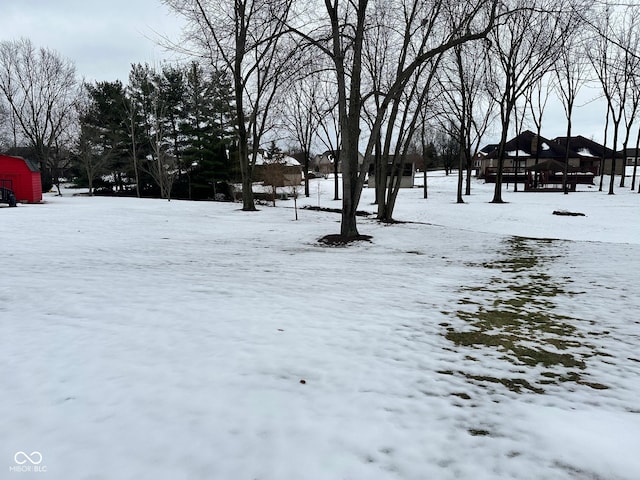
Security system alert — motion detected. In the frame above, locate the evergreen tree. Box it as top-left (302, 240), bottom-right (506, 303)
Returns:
top-left (76, 80), bottom-right (129, 193)
top-left (180, 63), bottom-right (235, 200)
top-left (127, 63), bottom-right (157, 195)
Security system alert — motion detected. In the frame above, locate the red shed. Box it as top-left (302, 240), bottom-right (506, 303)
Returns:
top-left (0, 154), bottom-right (42, 203)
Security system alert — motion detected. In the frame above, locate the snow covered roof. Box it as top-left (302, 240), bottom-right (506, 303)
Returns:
top-left (485, 130), bottom-right (568, 159)
top-left (506, 150), bottom-right (530, 157)
top-left (254, 152), bottom-right (301, 167)
top-left (554, 136), bottom-right (615, 158)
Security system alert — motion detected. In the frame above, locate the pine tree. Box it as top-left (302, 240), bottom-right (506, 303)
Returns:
top-left (76, 80), bottom-right (129, 193)
top-left (180, 63), bottom-right (235, 200)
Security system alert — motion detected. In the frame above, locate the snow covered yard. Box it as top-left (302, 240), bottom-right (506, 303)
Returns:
top-left (1, 174), bottom-right (639, 480)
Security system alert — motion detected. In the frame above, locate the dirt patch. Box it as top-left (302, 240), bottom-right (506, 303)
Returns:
top-left (318, 234), bottom-right (373, 246)
top-left (303, 205), bottom-right (372, 217)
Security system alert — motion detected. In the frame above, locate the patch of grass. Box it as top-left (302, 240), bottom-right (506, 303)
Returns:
top-left (446, 330), bottom-right (510, 348)
top-left (464, 373), bottom-right (545, 394)
top-left (577, 381), bottom-right (609, 390)
top-left (443, 236), bottom-right (607, 393)
top-left (451, 392), bottom-right (472, 400)
top-left (510, 345), bottom-right (585, 369)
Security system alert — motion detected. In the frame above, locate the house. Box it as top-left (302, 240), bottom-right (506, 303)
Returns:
top-left (312, 150), bottom-right (366, 176)
top-left (313, 151), bottom-right (337, 175)
top-left (253, 151), bottom-right (303, 186)
top-left (0, 154), bottom-right (43, 203)
top-left (618, 148), bottom-right (640, 168)
top-left (480, 130), bottom-right (572, 181)
top-left (478, 131), bottom-right (620, 184)
top-left (555, 135), bottom-right (619, 176)
top-left (472, 144), bottom-right (498, 176)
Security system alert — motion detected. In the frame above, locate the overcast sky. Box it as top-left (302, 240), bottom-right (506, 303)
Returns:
top-left (2, 0), bottom-right (185, 84)
top-left (1, 2), bottom-right (612, 146)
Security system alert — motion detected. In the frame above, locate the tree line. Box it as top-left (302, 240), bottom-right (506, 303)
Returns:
top-left (77, 62), bottom-right (236, 200)
top-left (0, 41), bottom-right (237, 200)
top-left (1, 1), bottom-right (640, 239)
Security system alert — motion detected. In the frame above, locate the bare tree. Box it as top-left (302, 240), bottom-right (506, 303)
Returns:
top-left (0, 38), bottom-right (77, 187)
top-left (76, 126), bottom-right (114, 195)
top-left (123, 91), bottom-right (142, 198)
top-left (361, 1), bottom-right (446, 221)
top-left (292, 0), bottom-right (500, 238)
top-left (633, 122), bottom-right (640, 191)
top-left (526, 73), bottom-right (555, 173)
top-left (487, 0), bottom-right (587, 203)
top-left (164, 0), bottom-right (294, 211)
top-left (75, 131), bottom-right (113, 196)
top-left (311, 76), bottom-right (342, 201)
top-left (378, 60), bottom-right (440, 219)
top-left (0, 100), bottom-right (14, 149)
top-left (436, 38), bottom-right (495, 202)
top-left (632, 68), bottom-right (640, 191)
top-left (148, 95), bottom-right (177, 200)
top-left (618, 18), bottom-right (640, 189)
top-left (417, 115), bottom-right (437, 199)
top-left (588, 5), bottom-right (637, 195)
top-left (279, 68), bottom-right (322, 197)
top-left (289, 182), bottom-right (301, 220)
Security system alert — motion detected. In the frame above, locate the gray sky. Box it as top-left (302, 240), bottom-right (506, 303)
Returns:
top-left (2, 0), bottom-right (185, 84)
top-left (1, 2), bottom-right (611, 146)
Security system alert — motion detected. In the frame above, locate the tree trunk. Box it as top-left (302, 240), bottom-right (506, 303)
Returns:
top-left (491, 123), bottom-right (510, 203)
top-left (563, 111), bottom-right (572, 195)
top-left (333, 156), bottom-right (340, 200)
top-left (631, 126), bottom-right (639, 191)
top-left (330, 0), bottom-right (366, 239)
top-left (608, 123), bottom-right (619, 195)
top-left (304, 149), bottom-right (310, 197)
top-left (423, 168), bottom-right (428, 199)
top-left (599, 111), bottom-right (610, 192)
top-left (457, 148), bottom-right (465, 204)
top-left (619, 145), bottom-right (627, 188)
top-left (340, 130), bottom-right (361, 237)
top-left (237, 133), bottom-right (256, 210)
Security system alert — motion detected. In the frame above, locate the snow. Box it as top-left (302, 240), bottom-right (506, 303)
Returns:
top-left (505, 150), bottom-right (530, 157)
top-left (577, 148), bottom-right (597, 157)
top-left (1, 172), bottom-right (639, 480)
top-left (253, 151), bottom-right (301, 166)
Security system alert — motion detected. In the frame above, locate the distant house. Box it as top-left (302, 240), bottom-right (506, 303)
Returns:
top-left (619, 148), bottom-right (640, 167)
top-left (472, 144), bottom-right (498, 176)
top-left (312, 150), bottom-right (365, 176)
top-left (555, 136), bottom-right (619, 176)
top-left (478, 131), bottom-right (621, 185)
top-left (0, 154), bottom-right (42, 203)
top-left (253, 151), bottom-right (303, 186)
top-left (480, 131), bottom-right (572, 182)
top-left (313, 151), bottom-right (337, 176)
